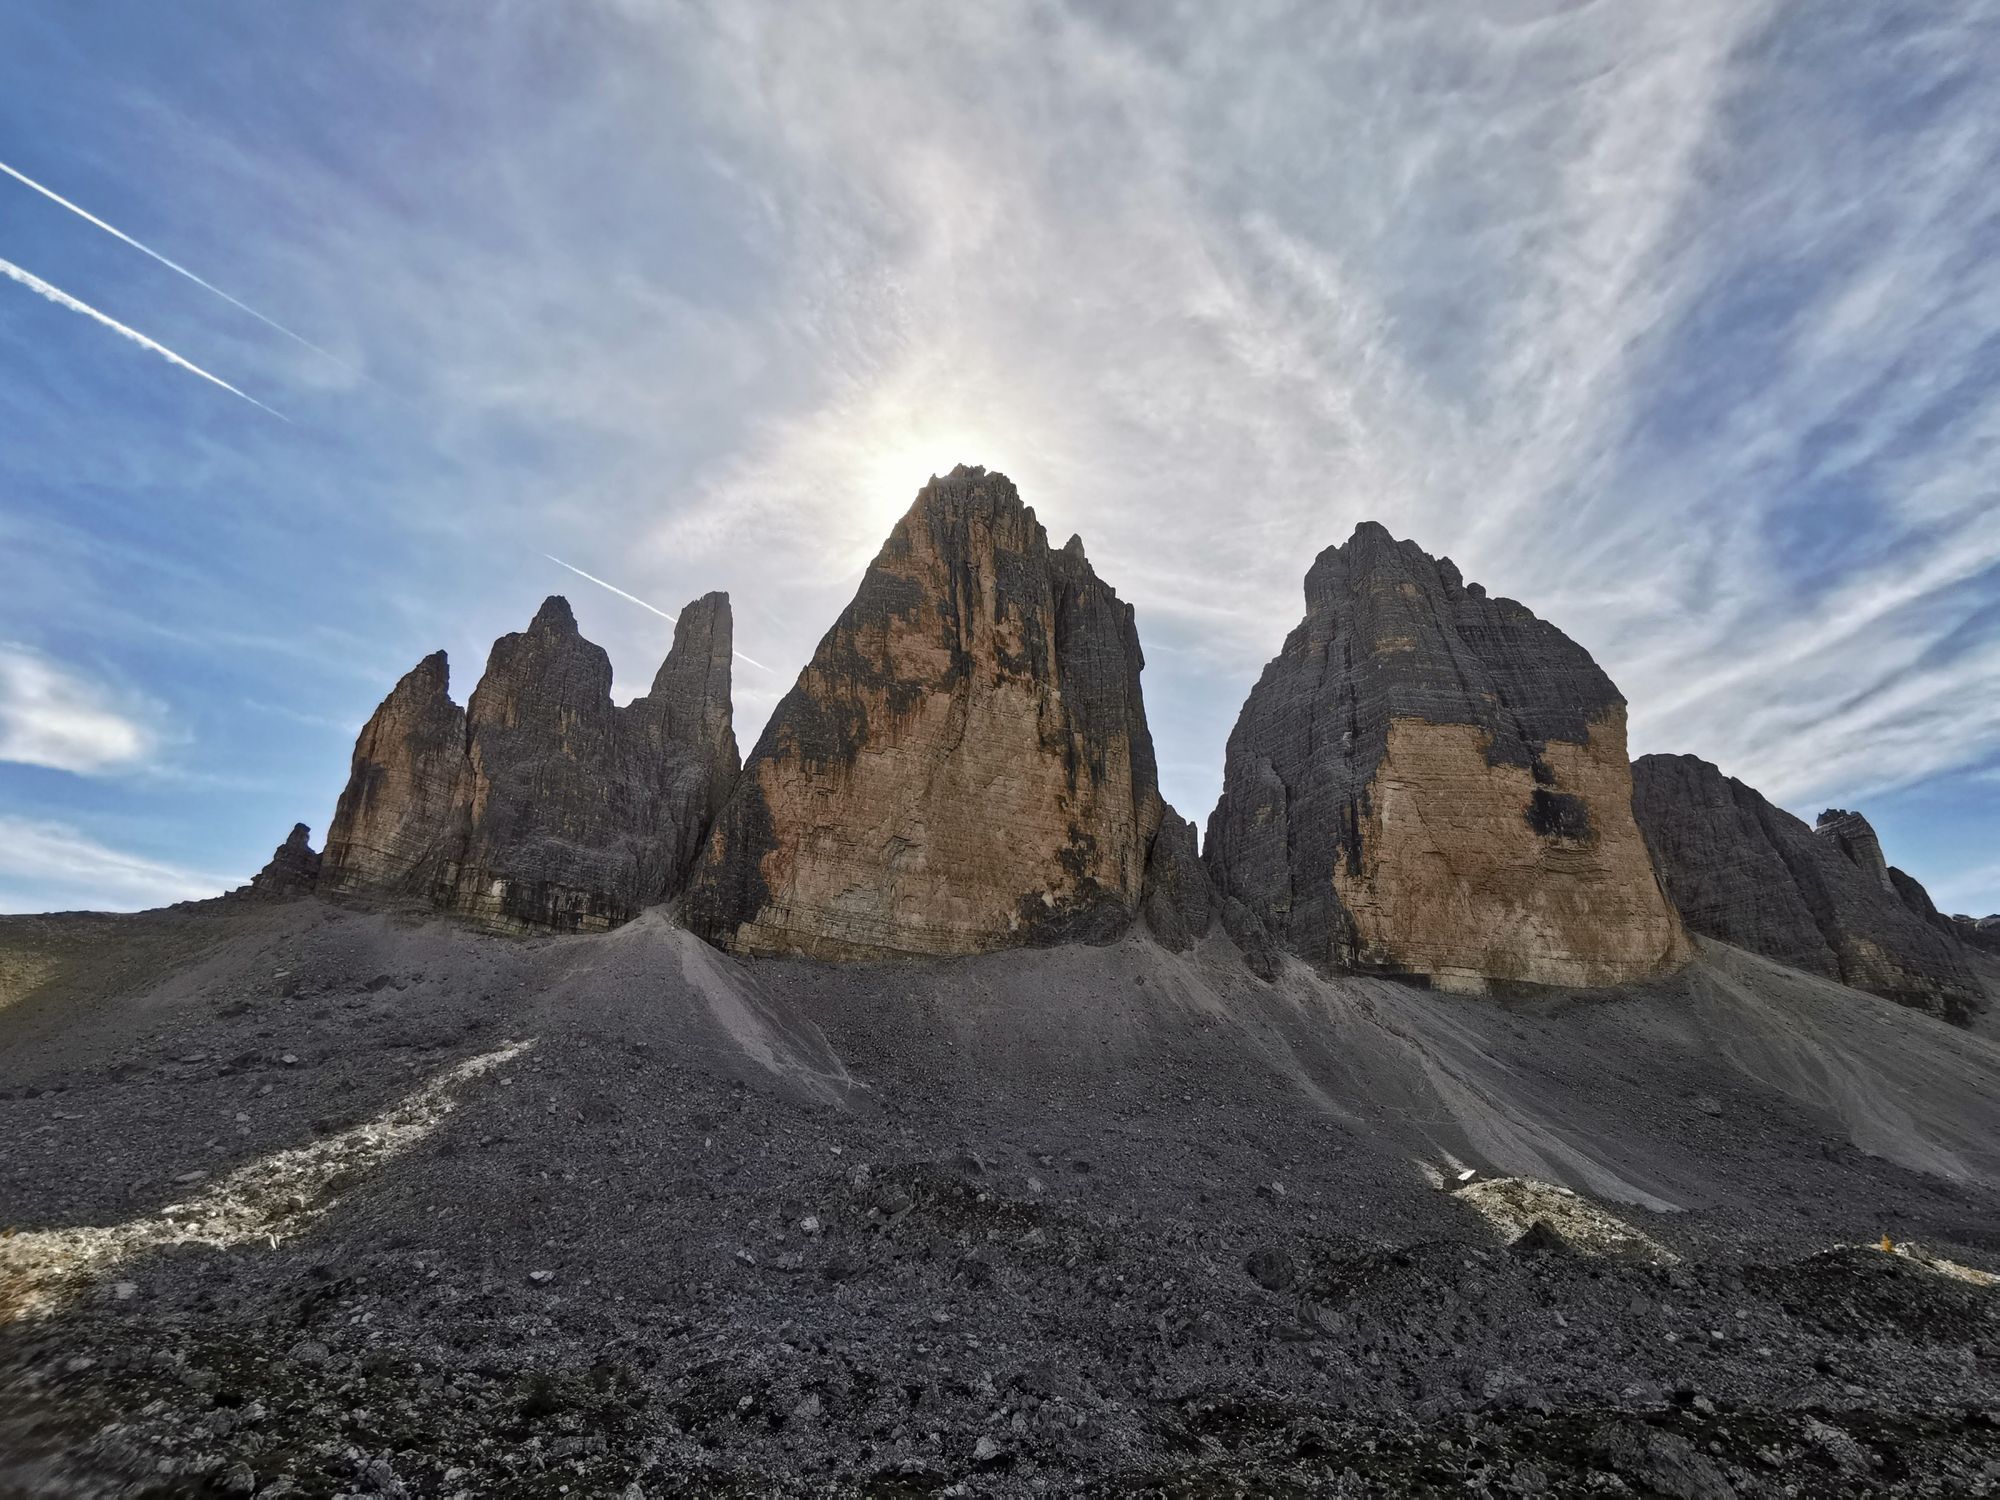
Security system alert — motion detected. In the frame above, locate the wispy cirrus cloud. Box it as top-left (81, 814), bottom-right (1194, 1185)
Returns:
top-left (0, 644), bottom-right (159, 774)
top-left (0, 815), bottom-right (234, 912)
top-left (0, 255), bottom-right (285, 418)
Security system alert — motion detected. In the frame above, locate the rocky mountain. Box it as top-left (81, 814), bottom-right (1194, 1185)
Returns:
top-left (1631, 755), bottom-right (1982, 1022)
top-left (319, 593), bottom-right (738, 933)
top-left (685, 466), bottom-right (1172, 960)
top-left (1203, 522), bottom-right (1686, 992)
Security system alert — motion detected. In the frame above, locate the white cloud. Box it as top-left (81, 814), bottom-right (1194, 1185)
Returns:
top-left (0, 816), bottom-right (235, 912)
top-left (0, 644), bottom-right (159, 774)
top-left (0, 255), bottom-right (287, 419)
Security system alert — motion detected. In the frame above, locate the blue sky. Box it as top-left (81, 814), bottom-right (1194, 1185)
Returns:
top-left (2, 1), bottom-right (1997, 916)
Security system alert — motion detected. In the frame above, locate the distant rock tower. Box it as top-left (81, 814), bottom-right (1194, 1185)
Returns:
top-left (321, 592), bottom-right (740, 932)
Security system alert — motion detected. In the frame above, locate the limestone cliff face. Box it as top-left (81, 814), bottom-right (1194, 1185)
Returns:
top-left (322, 594), bottom-right (739, 932)
top-left (685, 466), bottom-right (1164, 959)
top-left (1204, 523), bottom-right (1686, 992)
top-left (1141, 809), bottom-right (1212, 954)
top-left (1816, 808), bottom-right (1893, 893)
top-left (1632, 754), bottom-right (1982, 1022)
top-left (320, 652), bottom-right (469, 902)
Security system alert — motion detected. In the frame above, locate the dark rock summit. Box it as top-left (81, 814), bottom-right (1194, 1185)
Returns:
top-left (233, 823), bottom-right (321, 899)
top-left (1815, 808), bottom-right (1892, 892)
top-left (1204, 522), bottom-right (1686, 991)
top-left (1140, 809), bottom-right (1212, 954)
top-left (685, 466), bottom-right (1168, 959)
top-left (1952, 913), bottom-right (2000, 955)
top-left (321, 593), bottom-right (739, 933)
top-left (1631, 754), bottom-right (1982, 1022)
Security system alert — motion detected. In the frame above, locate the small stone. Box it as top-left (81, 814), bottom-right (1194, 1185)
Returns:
top-left (286, 1339), bottom-right (330, 1366)
top-left (1244, 1246), bottom-right (1297, 1291)
top-left (280, 1054), bottom-right (299, 1066)
top-left (973, 1435), bottom-right (1002, 1465)
top-left (734, 1248), bottom-right (757, 1267)
top-left (112, 1281), bottom-right (138, 1301)
top-left (173, 1171), bottom-right (206, 1185)
top-left (218, 1461), bottom-right (257, 1495)
top-left (1693, 1096), bottom-right (1723, 1117)
top-left (528, 1269), bottom-right (555, 1284)
top-left (792, 1393), bottom-right (822, 1423)
top-left (801, 1215), bottom-right (822, 1236)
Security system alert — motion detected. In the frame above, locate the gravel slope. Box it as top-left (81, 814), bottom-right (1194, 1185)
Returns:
top-left (2, 898), bottom-right (1997, 1496)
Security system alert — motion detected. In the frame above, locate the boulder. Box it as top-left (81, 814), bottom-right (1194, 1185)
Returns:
top-left (1631, 754), bottom-right (1981, 1021)
top-left (321, 593), bottom-right (739, 932)
top-left (685, 465), bottom-right (1163, 959)
top-left (1204, 522), bottom-right (1686, 992)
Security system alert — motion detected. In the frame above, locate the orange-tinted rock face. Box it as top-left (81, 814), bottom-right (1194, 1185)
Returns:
top-left (1335, 716), bottom-right (1686, 992)
top-left (1206, 523), bottom-right (1686, 991)
top-left (320, 652), bottom-right (470, 904)
top-left (321, 594), bottom-right (739, 932)
top-left (684, 466), bottom-right (1165, 959)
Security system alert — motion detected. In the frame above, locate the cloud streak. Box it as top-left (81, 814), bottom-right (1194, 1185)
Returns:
top-left (0, 155), bottom-right (350, 372)
top-left (0, 255), bottom-right (286, 419)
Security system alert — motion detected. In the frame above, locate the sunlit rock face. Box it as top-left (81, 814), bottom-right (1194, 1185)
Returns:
top-left (685, 465), bottom-right (1165, 959)
top-left (321, 594), bottom-right (739, 932)
top-left (1205, 522), bottom-right (1687, 993)
top-left (320, 652), bottom-right (470, 904)
top-left (1633, 754), bottom-right (1982, 1022)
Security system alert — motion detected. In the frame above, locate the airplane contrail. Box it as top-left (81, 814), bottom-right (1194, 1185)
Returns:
top-left (0, 157), bottom-right (351, 373)
top-left (0, 255), bottom-right (287, 420)
top-left (543, 554), bottom-right (775, 673)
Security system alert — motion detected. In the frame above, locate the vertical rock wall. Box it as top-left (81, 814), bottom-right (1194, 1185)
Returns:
top-left (685, 466), bottom-right (1165, 959)
top-left (321, 594), bottom-right (739, 932)
top-left (1205, 523), bottom-right (1686, 991)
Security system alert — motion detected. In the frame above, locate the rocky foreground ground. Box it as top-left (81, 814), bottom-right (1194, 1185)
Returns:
top-left (3, 899), bottom-right (2000, 1496)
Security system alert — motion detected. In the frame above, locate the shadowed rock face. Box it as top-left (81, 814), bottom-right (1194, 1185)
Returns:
top-left (1205, 522), bottom-right (1686, 992)
top-left (1141, 810), bottom-right (1211, 954)
top-left (321, 594), bottom-right (739, 933)
top-left (1953, 914), bottom-right (2000, 955)
top-left (321, 653), bottom-right (470, 903)
top-left (685, 465), bottom-right (1164, 959)
top-left (1632, 754), bottom-right (1981, 1022)
top-left (236, 824), bottom-right (322, 899)
top-left (1816, 808), bottom-right (1893, 893)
